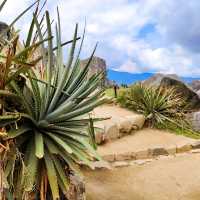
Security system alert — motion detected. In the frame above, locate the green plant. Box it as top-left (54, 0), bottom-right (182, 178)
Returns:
top-left (117, 83), bottom-right (187, 128)
top-left (0, 1), bottom-right (106, 199)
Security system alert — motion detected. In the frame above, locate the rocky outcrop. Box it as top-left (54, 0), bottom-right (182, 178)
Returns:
top-left (187, 111), bottom-right (200, 131)
top-left (160, 77), bottom-right (200, 109)
top-left (143, 73), bottom-right (180, 87)
top-left (80, 56), bottom-right (107, 86)
top-left (144, 74), bottom-right (200, 109)
top-left (191, 80), bottom-right (200, 91)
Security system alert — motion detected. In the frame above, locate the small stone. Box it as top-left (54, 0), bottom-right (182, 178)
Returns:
top-left (150, 146), bottom-right (168, 157)
top-left (177, 143), bottom-right (191, 153)
top-left (131, 152), bottom-right (136, 160)
top-left (157, 155), bottom-right (172, 160)
top-left (134, 160), bottom-right (147, 165)
top-left (112, 161), bottom-right (129, 168)
top-left (102, 154), bottom-right (115, 162)
top-left (191, 141), bottom-right (200, 149)
top-left (91, 161), bottom-right (112, 169)
top-left (115, 152), bottom-right (132, 161)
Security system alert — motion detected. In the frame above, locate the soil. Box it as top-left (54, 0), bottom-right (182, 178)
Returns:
top-left (83, 153), bottom-right (200, 200)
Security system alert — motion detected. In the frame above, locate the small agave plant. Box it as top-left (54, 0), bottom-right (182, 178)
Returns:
top-left (0, 1), bottom-right (106, 199)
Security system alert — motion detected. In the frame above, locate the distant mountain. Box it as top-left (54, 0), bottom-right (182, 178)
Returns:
top-left (107, 69), bottom-right (200, 85)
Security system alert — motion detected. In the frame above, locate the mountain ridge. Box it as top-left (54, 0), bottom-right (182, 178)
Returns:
top-left (107, 69), bottom-right (200, 85)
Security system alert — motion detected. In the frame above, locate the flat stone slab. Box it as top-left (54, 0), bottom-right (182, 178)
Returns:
top-left (98, 128), bottom-right (196, 157)
top-left (93, 104), bottom-right (136, 126)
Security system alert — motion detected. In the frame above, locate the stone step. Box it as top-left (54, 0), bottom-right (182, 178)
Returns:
top-left (102, 141), bottom-right (199, 162)
top-left (91, 140), bottom-right (200, 169)
top-left (94, 114), bottom-right (145, 144)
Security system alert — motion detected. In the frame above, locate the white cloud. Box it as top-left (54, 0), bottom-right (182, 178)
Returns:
top-left (113, 60), bottom-right (141, 73)
top-left (1, 0), bottom-right (200, 77)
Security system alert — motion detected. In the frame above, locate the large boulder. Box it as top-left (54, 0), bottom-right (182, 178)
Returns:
top-left (186, 111), bottom-right (200, 131)
top-left (143, 73), bottom-right (180, 87)
top-left (160, 77), bottom-right (200, 109)
top-left (191, 80), bottom-right (200, 91)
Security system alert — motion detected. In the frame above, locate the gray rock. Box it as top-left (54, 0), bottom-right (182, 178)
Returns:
top-left (143, 73), bottom-right (180, 87)
top-left (187, 112), bottom-right (200, 131)
top-left (91, 160), bottom-right (112, 169)
top-left (196, 90), bottom-right (200, 98)
top-left (150, 146), bottom-right (169, 157)
top-left (160, 77), bottom-right (200, 109)
top-left (191, 80), bottom-right (200, 91)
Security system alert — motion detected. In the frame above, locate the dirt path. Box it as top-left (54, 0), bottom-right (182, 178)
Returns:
top-left (83, 153), bottom-right (200, 200)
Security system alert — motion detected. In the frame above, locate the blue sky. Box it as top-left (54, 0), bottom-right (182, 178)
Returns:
top-left (1, 0), bottom-right (200, 77)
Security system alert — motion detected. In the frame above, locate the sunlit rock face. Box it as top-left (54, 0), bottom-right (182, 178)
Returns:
top-left (80, 56), bottom-right (107, 87)
top-left (80, 56), bottom-right (106, 75)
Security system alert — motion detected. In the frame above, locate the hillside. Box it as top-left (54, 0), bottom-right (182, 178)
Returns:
top-left (107, 69), bottom-right (200, 85)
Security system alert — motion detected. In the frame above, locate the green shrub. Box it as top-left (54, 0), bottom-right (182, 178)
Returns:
top-left (117, 83), bottom-right (188, 128)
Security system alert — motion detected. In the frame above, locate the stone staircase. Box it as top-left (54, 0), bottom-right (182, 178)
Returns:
top-left (93, 104), bottom-right (145, 144)
top-left (92, 105), bottom-right (200, 169)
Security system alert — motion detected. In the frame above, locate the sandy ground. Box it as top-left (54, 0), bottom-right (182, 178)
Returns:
top-left (86, 104), bottom-right (200, 200)
top-left (98, 128), bottom-right (196, 156)
top-left (83, 153), bottom-right (200, 200)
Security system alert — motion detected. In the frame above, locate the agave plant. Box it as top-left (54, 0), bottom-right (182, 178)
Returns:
top-left (0, 1), bottom-right (106, 199)
top-left (117, 83), bottom-right (187, 128)
top-left (0, 1), bottom-right (45, 199)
